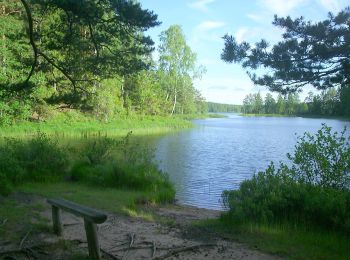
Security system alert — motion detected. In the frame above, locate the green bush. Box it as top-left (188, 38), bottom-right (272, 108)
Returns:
top-left (70, 133), bottom-right (175, 202)
top-left (287, 124), bottom-right (350, 189)
top-left (223, 125), bottom-right (350, 233)
top-left (0, 132), bottom-right (68, 193)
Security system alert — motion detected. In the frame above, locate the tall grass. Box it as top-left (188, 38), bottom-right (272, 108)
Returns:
top-left (198, 217), bottom-right (350, 259)
top-left (0, 112), bottom-right (193, 138)
top-left (0, 132), bottom-right (175, 203)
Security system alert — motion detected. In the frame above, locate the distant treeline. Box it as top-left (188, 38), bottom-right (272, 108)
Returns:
top-left (241, 87), bottom-right (350, 117)
top-left (207, 102), bottom-right (242, 113)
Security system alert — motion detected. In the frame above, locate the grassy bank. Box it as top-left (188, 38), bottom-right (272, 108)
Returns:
top-left (197, 218), bottom-right (350, 259)
top-left (298, 114), bottom-right (350, 121)
top-left (0, 113), bottom-right (195, 138)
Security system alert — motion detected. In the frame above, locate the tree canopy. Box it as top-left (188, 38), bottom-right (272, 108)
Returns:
top-left (1, 0), bottom-right (160, 93)
top-left (221, 7), bottom-right (350, 94)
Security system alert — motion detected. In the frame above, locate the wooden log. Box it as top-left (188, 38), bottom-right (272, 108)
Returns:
top-left (52, 206), bottom-right (62, 236)
top-left (84, 218), bottom-right (101, 260)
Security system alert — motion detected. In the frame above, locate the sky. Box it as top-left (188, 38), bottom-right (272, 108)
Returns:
top-left (139, 0), bottom-right (349, 105)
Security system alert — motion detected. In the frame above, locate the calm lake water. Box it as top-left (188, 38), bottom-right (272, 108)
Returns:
top-left (155, 114), bottom-right (350, 210)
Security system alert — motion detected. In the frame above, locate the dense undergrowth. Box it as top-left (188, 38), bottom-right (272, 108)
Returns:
top-left (0, 131), bottom-right (175, 204)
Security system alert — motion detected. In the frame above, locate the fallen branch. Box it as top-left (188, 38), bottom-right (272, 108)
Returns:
top-left (153, 243), bottom-right (216, 260)
top-left (112, 245), bottom-right (152, 252)
top-left (152, 241), bottom-right (156, 258)
top-left (121, 233), bottom-right (135, 260)
top-left (0, 240), bottom-right (85, 257)
top-left (101, 248), bottom-right (121, 260)
top-left (108, 241), bottom-right (129, 250)
top-left (19, 230), bottom-right (31, 248)
top-left (129, 233), bottom-right (135, 248)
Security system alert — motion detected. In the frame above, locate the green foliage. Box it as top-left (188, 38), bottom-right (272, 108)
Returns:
top-left (3, 0), bottom-right (159, 90)
top-left (158, 25), bottom-right (206, 115)
top-left (223, 125), bottom-right (350, 233)
top-left (0, 132), bottom-right (68, 194)
top-left (287, 124), bottom-right (350, 189)
top-left (70, 133), bottom-right (175, 202)
top-left (207, 102), bottom-right (240, 113)
top-left (0, 92), bottom-right (32, 125)
top-left (241, 89), bottom-right (347, 117)
top-left (0, 131), bottom-right (175, 202)
top-left (199, 217), bottom-right (350, 259)
top-left (339, 85), bottom-right (350, 116)
top-left (1, 0), bottom-right (207, 119)
top-left (242, 92), bottom-right (264, 114)
top-left (222, 7), bottom-right (350, 93)
top-left (125, 70), bottom-right (167, 115)
top-left (89, 78), bottom-right (124, 121)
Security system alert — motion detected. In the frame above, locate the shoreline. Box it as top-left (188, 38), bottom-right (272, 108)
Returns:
top-left (0, 190), bottom-right (275, 259)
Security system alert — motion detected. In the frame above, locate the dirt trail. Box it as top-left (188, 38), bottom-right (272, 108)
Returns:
top-left (0, 194), bottom-right (279, 259)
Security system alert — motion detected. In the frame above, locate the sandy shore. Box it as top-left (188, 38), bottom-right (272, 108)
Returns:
top-left (0, 193), bottom-right (279, 259)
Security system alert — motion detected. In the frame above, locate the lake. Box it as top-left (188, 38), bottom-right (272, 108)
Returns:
top-left (155, 114), bottom-right (350, 210)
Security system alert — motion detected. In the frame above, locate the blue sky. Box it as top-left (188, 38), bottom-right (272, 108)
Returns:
top-left (139, 0), bottom-right (349, 104)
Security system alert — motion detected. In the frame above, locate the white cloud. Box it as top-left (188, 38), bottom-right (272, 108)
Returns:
top-left (318, 0), bottom-right (348, 12)
top-left (233, 26), bottom-right (283, 44)
top-left (189, 20), bottom-right (226, 46)
top-left (259, 0), bottom-right (305, 15)
top-left (194, 76), bottom-right (256, 104)
top-left (247, 13), bottom-right (265, 22)
top-left (196, 21), bottom-right (226, 32)
top-left (235, 27), bottom-right (250, 43)
top-left (188, 0), bottom-right (216, 12)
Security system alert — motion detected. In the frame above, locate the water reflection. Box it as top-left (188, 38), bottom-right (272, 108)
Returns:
top-left (155, 115), bottom-right (350, 210)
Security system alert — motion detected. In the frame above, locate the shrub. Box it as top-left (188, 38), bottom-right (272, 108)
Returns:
top-left (287, 124), bottom-right (350, 189)
top-left (0, 132), bottom-right (68, 190)
top-left (223, 125), bottom-right (350, 233)
top-left (70, 132), bottom-right (175, 202)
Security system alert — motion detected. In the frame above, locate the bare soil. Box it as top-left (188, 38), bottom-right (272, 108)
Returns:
top-left (0, 193), bottom-right (280, 259)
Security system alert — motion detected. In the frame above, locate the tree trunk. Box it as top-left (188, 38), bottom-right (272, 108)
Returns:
top-left (171, 90), bottom-right (177, 116)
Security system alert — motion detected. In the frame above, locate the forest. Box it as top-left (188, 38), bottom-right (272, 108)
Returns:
top-left (241, 88), bottom-right (347, 116)
top-left (0, 1), bottom-right (207, 127)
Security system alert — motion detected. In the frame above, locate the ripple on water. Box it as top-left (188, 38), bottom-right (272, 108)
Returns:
top-left (156, 115), bottom-right (350, 210)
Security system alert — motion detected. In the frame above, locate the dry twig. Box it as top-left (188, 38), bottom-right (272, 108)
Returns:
top-left (152, 241), bottom-right (156, 258)
top-left (101, 248), bottom-right (121, 260)
top-left (19, 230), bottom-right (31, 248)
top-left (153, 243), bottom-right (216, 260)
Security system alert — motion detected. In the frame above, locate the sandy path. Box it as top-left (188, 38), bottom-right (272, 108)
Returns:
top-left (1, 194), bottom-right (280, 259)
